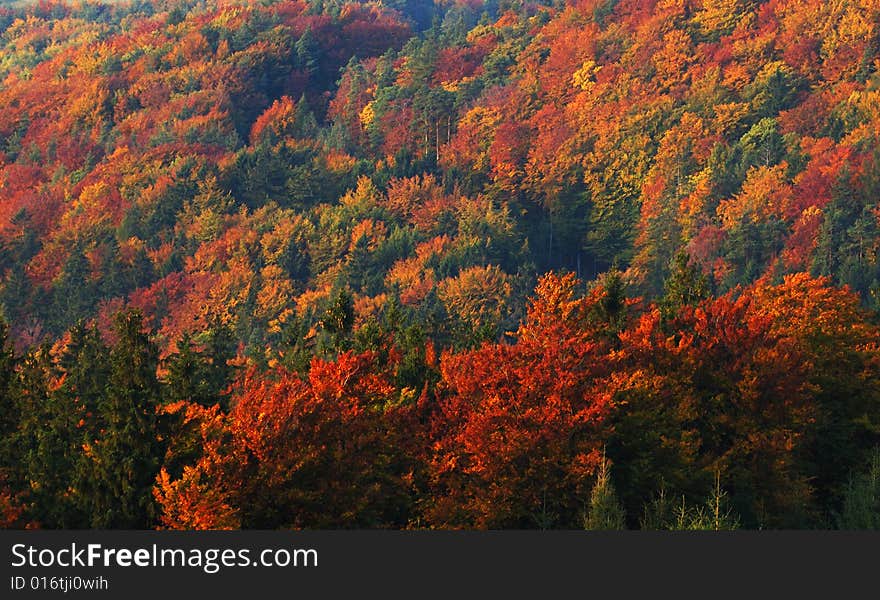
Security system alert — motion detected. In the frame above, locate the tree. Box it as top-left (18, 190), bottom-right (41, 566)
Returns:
top-left (165, 333), bottom-right (215, 406)
top-left (587, 268), bottom-right (631, 338)
top-left (701, 473), bottom-right (740, 531)
top-left (82, 310), bottom-right (163, 528)
top-left (294, 27), bottom-right (319, 78)
top-left (0, 318), bottom-right (16, 450)
top-left (836, 448), bottom-right (880, 530)
top-left (428, 273), bottom-right (614, 528)
top-left (0, 319), bottom-right (24, 527)
top-left (659, 250), bottom-right (709, 324)
top-left (29, 324), bottom-right (110, 528)
top-left (584, 454), bottom-right (626, 530)
top-left (165, 317), bottom-right (237, 409)
top-left (156, 352), bottom-right (422, 529)
top-left (322, 288), bottom-right (355, 351)
top-left (750, 274), bottom-right (880, 516)
top-left (51, 248), bottom-right (95, 334)
top-left (640, 472), bottom-right (739, 531)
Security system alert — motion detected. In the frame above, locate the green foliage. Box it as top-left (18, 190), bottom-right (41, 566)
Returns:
top-left (294, 27), bottom-right (319, 77)
top-left (836, 449), bottom-right (880, 530)
top-left (593, 268), bottom-right (627, 322)
top-left (322, 288), bottom-right (355, 352)
top-left (0, 319), bottom-right (21, 520)
top-left (660, 250), bottom-right (709, 323)
top-left (274, 312), bottom-right (317, 374)
top-left (51, 249), bottom-right (96, 334)
top-left (641, 476), bottom-right (739, 531)
top-left (81, 310), bottom-right (163, 528)
top-left (583, 186), bottom-right (639, 275)
top-left (165, 333), bottom-right (215, 407)
top-left (718, 218), bottom-right (786, 292)
top-left (584, 455), bottom-right (626, 530)
top-left (812, 170), bottom-right (880, 310)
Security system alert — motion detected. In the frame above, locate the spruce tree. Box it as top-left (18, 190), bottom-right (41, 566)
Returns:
top-left (0, 318), bottom-right (16, 449)
top-left (584, 454), bottom-right (626, 530)
top-left (84, 310), bottom-right (163, 528)
top-left (0, 319), bottom-right (22, 523)
top-left (836, 448), bottom-right (880, 530)
top-left (164, 332), bottom-right (210, 405)
top-left (659, 250), bottom-right (709, 324)
top-left (13, 346), bottom-right (53, 525)
top-left (322, 288), bottom-right (354, 352)
top-left (640, 474), bottom-right (739, 530)
top-left (32, 325), bottom-right (108, 527)
top-left (203, 316), bottom-right (237, 403)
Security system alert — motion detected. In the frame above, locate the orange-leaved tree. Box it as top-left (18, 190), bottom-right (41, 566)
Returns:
top-left (427, 273), bottom-right (615, 528)
top-left (155, 350), bottom-right (423, 529)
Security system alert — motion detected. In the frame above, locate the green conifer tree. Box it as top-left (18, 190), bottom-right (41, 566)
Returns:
top-left (836, 448), bottom-right (880, 530)
top-left (84, 310), bottom-right (163, 528)
top-left (659, 250), bottom-right (709, 324)
top-left (584, 454), bottom-right (626, 530)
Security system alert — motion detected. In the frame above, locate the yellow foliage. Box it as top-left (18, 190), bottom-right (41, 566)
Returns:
top-left (679, 168), bottom-right (714, 237)
top-left (260, 214), bottom-right (310, 265)
top-left (717, 164), bottom-right (791, 229)
top-left (354, 293), bottom-right (387, 323)
top-left (349, 218), bottom-right (388, 252)
top-left (359, 101), bottom-right (376, 127)
top-left (440, 77), bottom-right (474, 92)
top-left (692, 0), bottom-right (747, 36)
top-left (386, 257), bottom-right (434, 306)
top-left (294, 285), bottom-right (333, 319)
top-left (438, 265), bottom-right (511, 327)
top-left (821, 4), bottom-right (873, 59)
top-left (572, 59), bottom-right (601, 90)
top-left (340, 176), bottom-right (382, 210)
top-left (67, 79), bottom-right (110, 126)
top-left (713, 102), bottom-right (750, 134)
top-left (256, 264), bottom-right (294, 329)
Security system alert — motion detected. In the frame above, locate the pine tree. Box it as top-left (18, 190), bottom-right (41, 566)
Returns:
top-left (294, 27), bottom-right (319, 78)
top-left (165, 320), bottom-right (236, 408)
top-left (165, 332), bottom-right (211, 405)
top-left (84, 310), bottom-right (163, 528)
top-left (13, 346), bottom-right (53, 525)
top-left (640, 485), bottom-right (675, 530)
top-left (584, 454), bottom-right (626, 530)
top-left (660, 250), bottom-right (709, 324)
top-left (32, 325), bottom-right (110, 527)
top-left (203, 316), bottom-right (237, 404)
top-left (0, 318), bottom-right (15, 442)
top-left (836, 448), bottom-right (880, 530)
top-left (322, 288), bottom-right (355, 352)
top-left (640, 474), bottom-right (739, 530)
top-left (293, 93), bottom-right (319, 138)
top-left (695, 473), bottom-right (740, 531)
top-left (52, 248), bottom-right (95, 333)
top-left (590, 269), bottom-right (628, 337)
top-left (0, 319), bottom-right (21, 523)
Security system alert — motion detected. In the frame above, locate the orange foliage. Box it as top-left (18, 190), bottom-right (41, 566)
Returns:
top-left (429, 273), bottom-right (613, 528)
top-left (156, 353), bottom-right (421, 528)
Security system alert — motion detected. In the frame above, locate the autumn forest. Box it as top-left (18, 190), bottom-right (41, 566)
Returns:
top-left (1, 0), bottom-right (880, 530)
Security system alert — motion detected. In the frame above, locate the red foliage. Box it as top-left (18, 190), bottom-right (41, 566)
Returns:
top-left (428, 273), bottom-right (613, 528)
top-left (156, 352), bottom-right (422, 529)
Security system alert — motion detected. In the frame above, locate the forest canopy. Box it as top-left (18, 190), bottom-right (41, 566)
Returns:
top-left (1, 0), bottom-right (880, 529)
